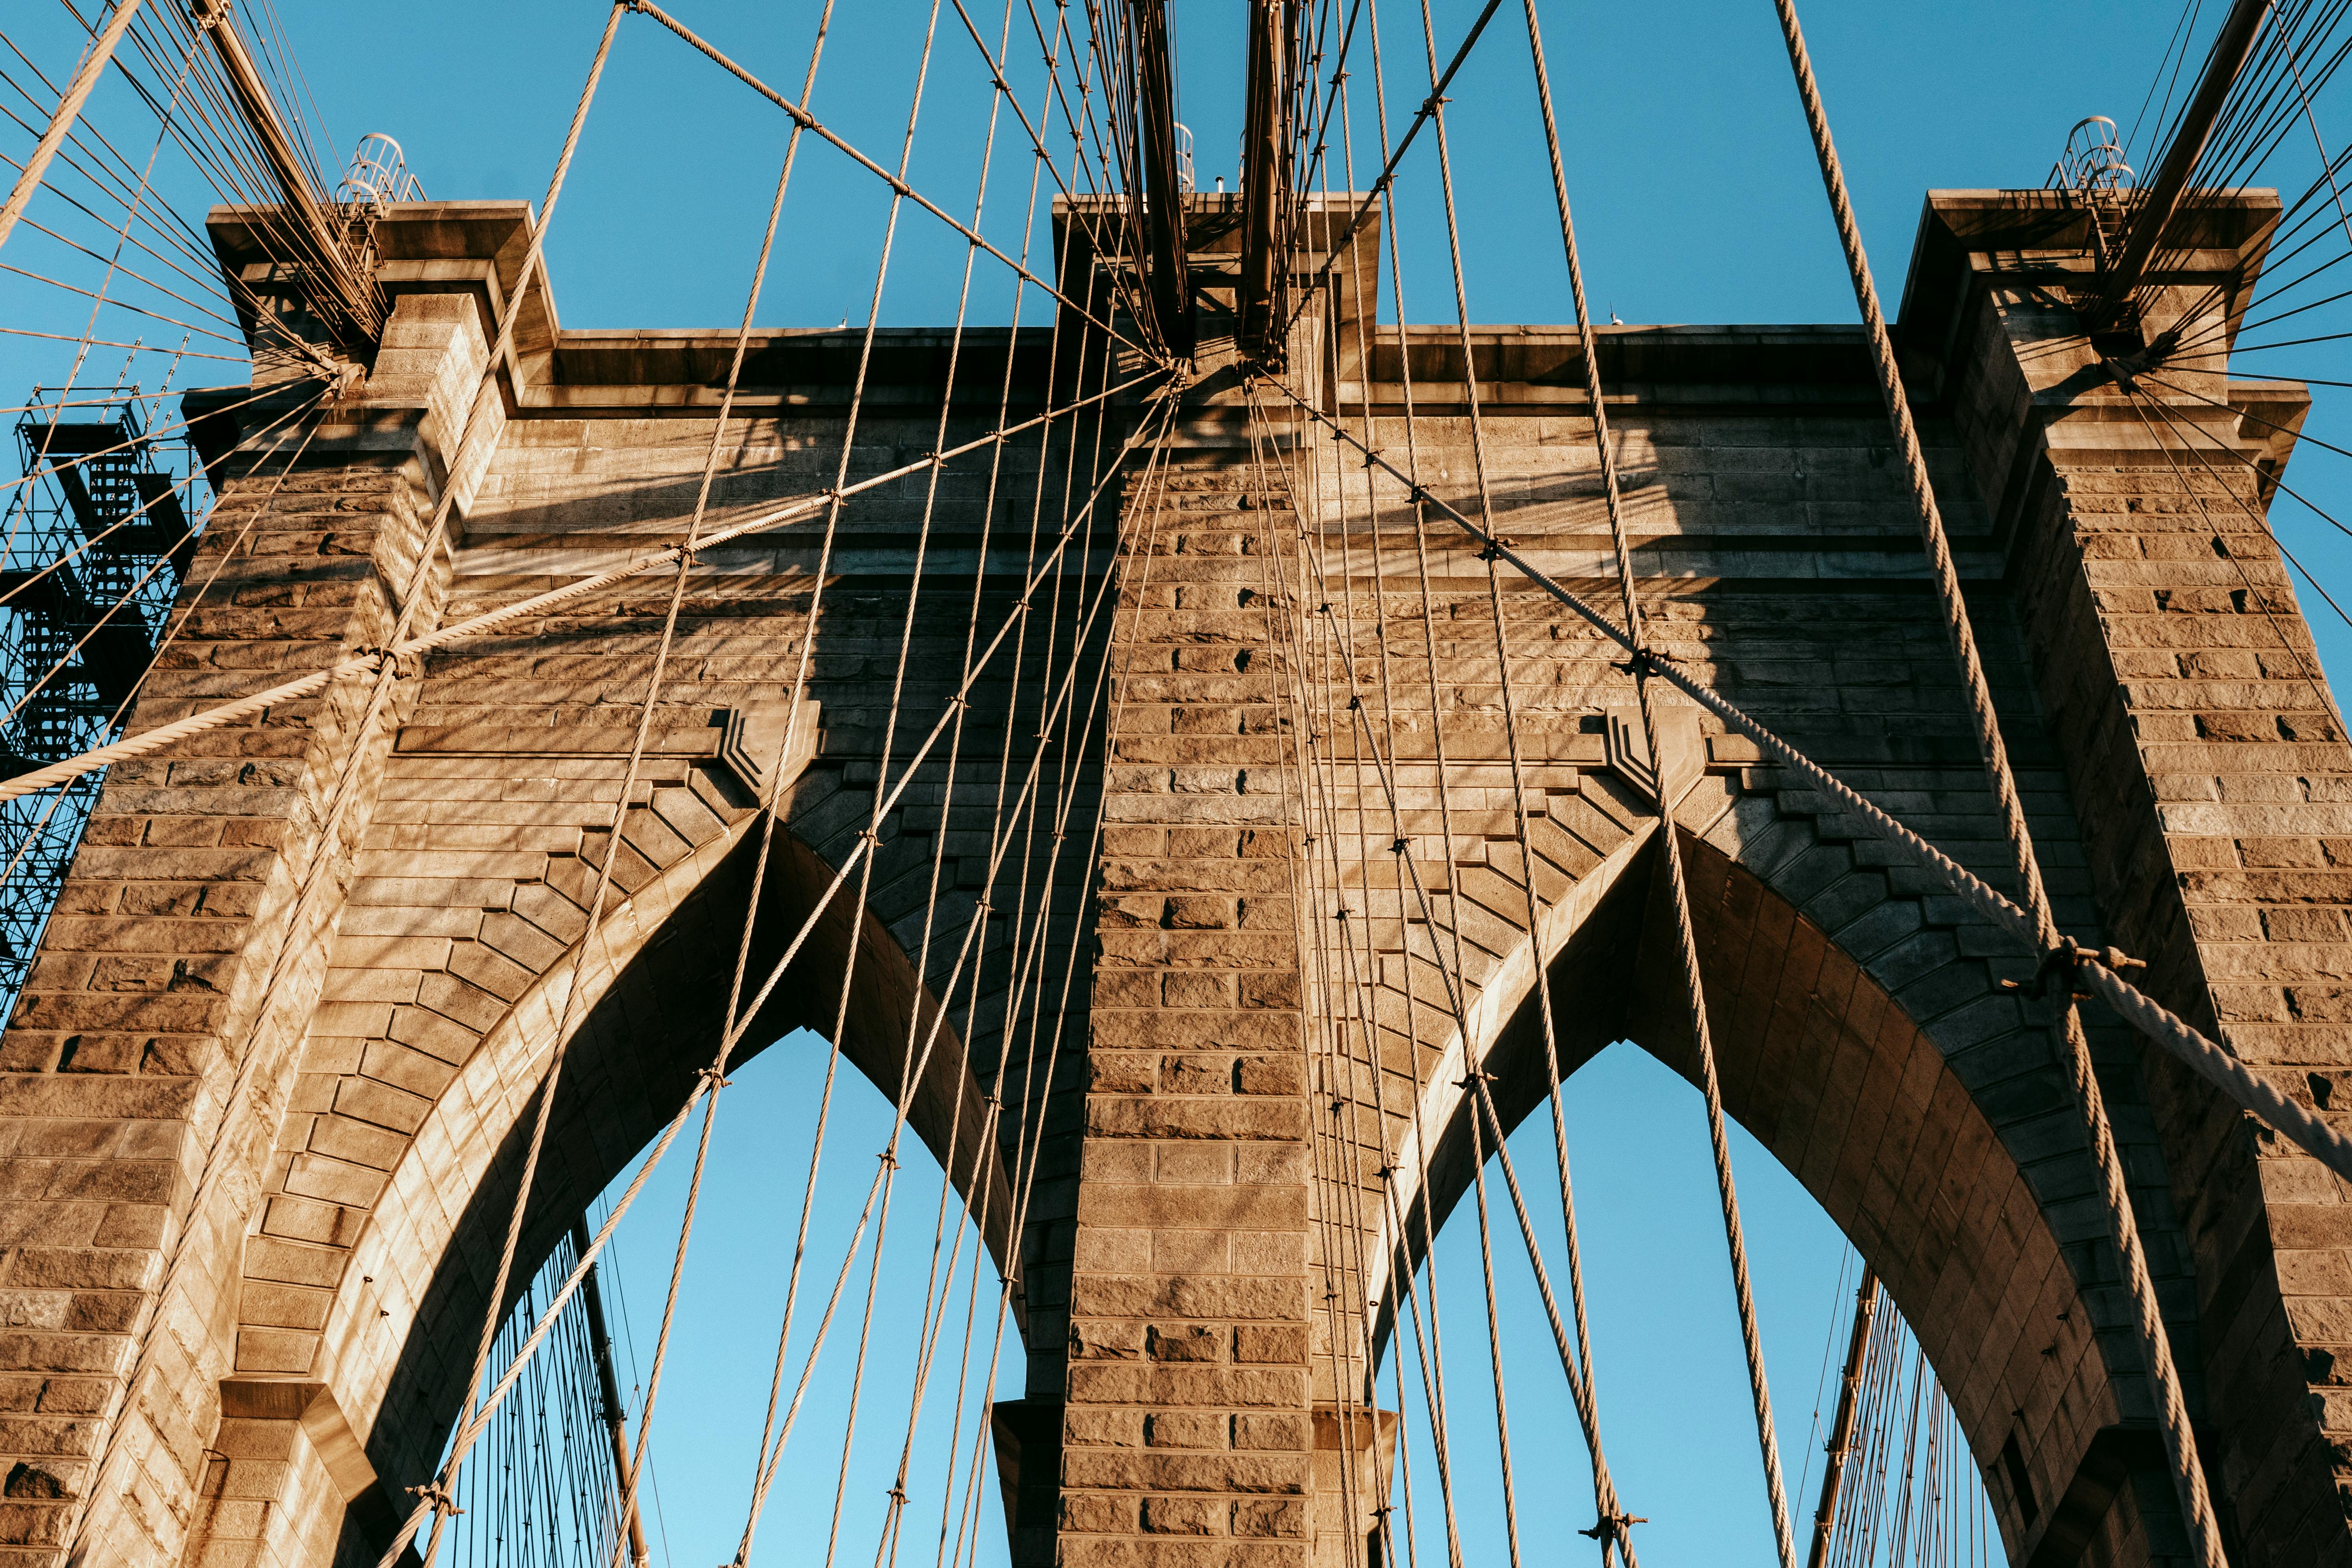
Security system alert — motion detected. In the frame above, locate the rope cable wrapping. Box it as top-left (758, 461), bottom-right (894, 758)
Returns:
top-left (0, 0), bottom-right (148, 255)
top-left (1762, 0), bottom-right (2225, 1556)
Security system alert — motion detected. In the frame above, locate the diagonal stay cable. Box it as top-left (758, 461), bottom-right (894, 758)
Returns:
top-left (626, 0), bottom-right (1164, 370)
top-left (2133, 361), bottom-right (2352, 522)
top-left (0, 0), bottom-right (145, 255)
top-left (1266, 373), bottom-right (2352, 1191)
top-left (1517, 0), bottom-right (1756, 1554)
top-left (589, 4), bottom-right (855, 1554)
top-left (938, 0), bottom-right (1153, 341)
top-left (717, 391), bottom-right (1175, 1067)
top-left (2111, 372), bottom-right (2351, 730)
top-left (377, 389), bottom-right (1175, 1563)
top-left (381, 378), bottom-right (1169, 1568)
top-left (1281, 0), bottom-right (1506, 337)
top-left (0, 378), bottom-right (296, 521)
top-left (729, 392), bottom-right (1175, 1560)
top-left (0, 324), bottom-right (242, 362)
top-left (55, 390), bottom-right (342, 1556)
top-left (1242, 374), bottom-right (1630, 1507)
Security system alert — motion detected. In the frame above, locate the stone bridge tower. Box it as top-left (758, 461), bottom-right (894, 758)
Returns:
top-left (0, 187), bottom-right (2341, 1568)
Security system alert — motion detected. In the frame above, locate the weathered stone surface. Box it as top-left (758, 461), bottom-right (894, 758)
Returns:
top-left (0, 190), bottom-right (2339, 1568)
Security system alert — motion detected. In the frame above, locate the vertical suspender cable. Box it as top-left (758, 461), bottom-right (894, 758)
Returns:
top-left (1486, 0), bottom-right (1797, 1561)
top-left (1508, 2), bottom-right (1797, 1562)
top-left (571, 1219), bottom-right (652, 1568)
top-left (1761, 1), bottom-right (2227, 1561)
top-left (371, 13), bottom-right (632, 1565)
top-left (1805, 1269), bottom-right (1879, 1568)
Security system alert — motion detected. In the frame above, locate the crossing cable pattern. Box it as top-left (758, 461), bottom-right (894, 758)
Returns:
top-left (1503, 4), bottom-right (1804, 1561)
top-left (625, 0), bottom-right (1158, 367)
top-left (17, 7), bottom-right (1171, 1568)
top-left (1277, 15), bottom-right (1476, 1553)
top-left (34, 9), bottom-right (1110, 1561)
top-left (1264, 374), bottom-right (2352, 1191)
top-left (386, 381), bottom-right (1170, 1565)
top-left (20, 3), bottom-right (2352, 1565)
top-left (1243, 4), bottom-right (1663, 1544)
top-left (512, 1), bottom-right (875, 1558)
top-left (48, 382), bottom-right (343, 1538)
top-left (1764, 0), bottom-right (2226, 1558)
top-left (379, 0), bottom-right (1178, 1516)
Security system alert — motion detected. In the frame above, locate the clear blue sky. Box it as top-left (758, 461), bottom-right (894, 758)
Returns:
top-left (7, 3), bottom-right (2352, 1564)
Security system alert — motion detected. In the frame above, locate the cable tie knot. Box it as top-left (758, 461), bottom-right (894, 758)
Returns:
top-left (1455, 1070), bottom-right (1496, 1089)
top-left (878, 1147), bottom-right (901, 1170)
top-left (1999, 935), bottom-right (2143, 1000)
top-left (407, 1483), bottom-right (464, 1517)
top-left (1612, 648), bottom-right (1661, 679)
top-left (1392, 837), bottom-right (1409, 855)
top-left (698, 1066), bottom-right (733, 1089)
top-left (1578, 1512), bottom-right (1647, 1543)
top-left (1422, 93), bottom-right (1450, 114)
